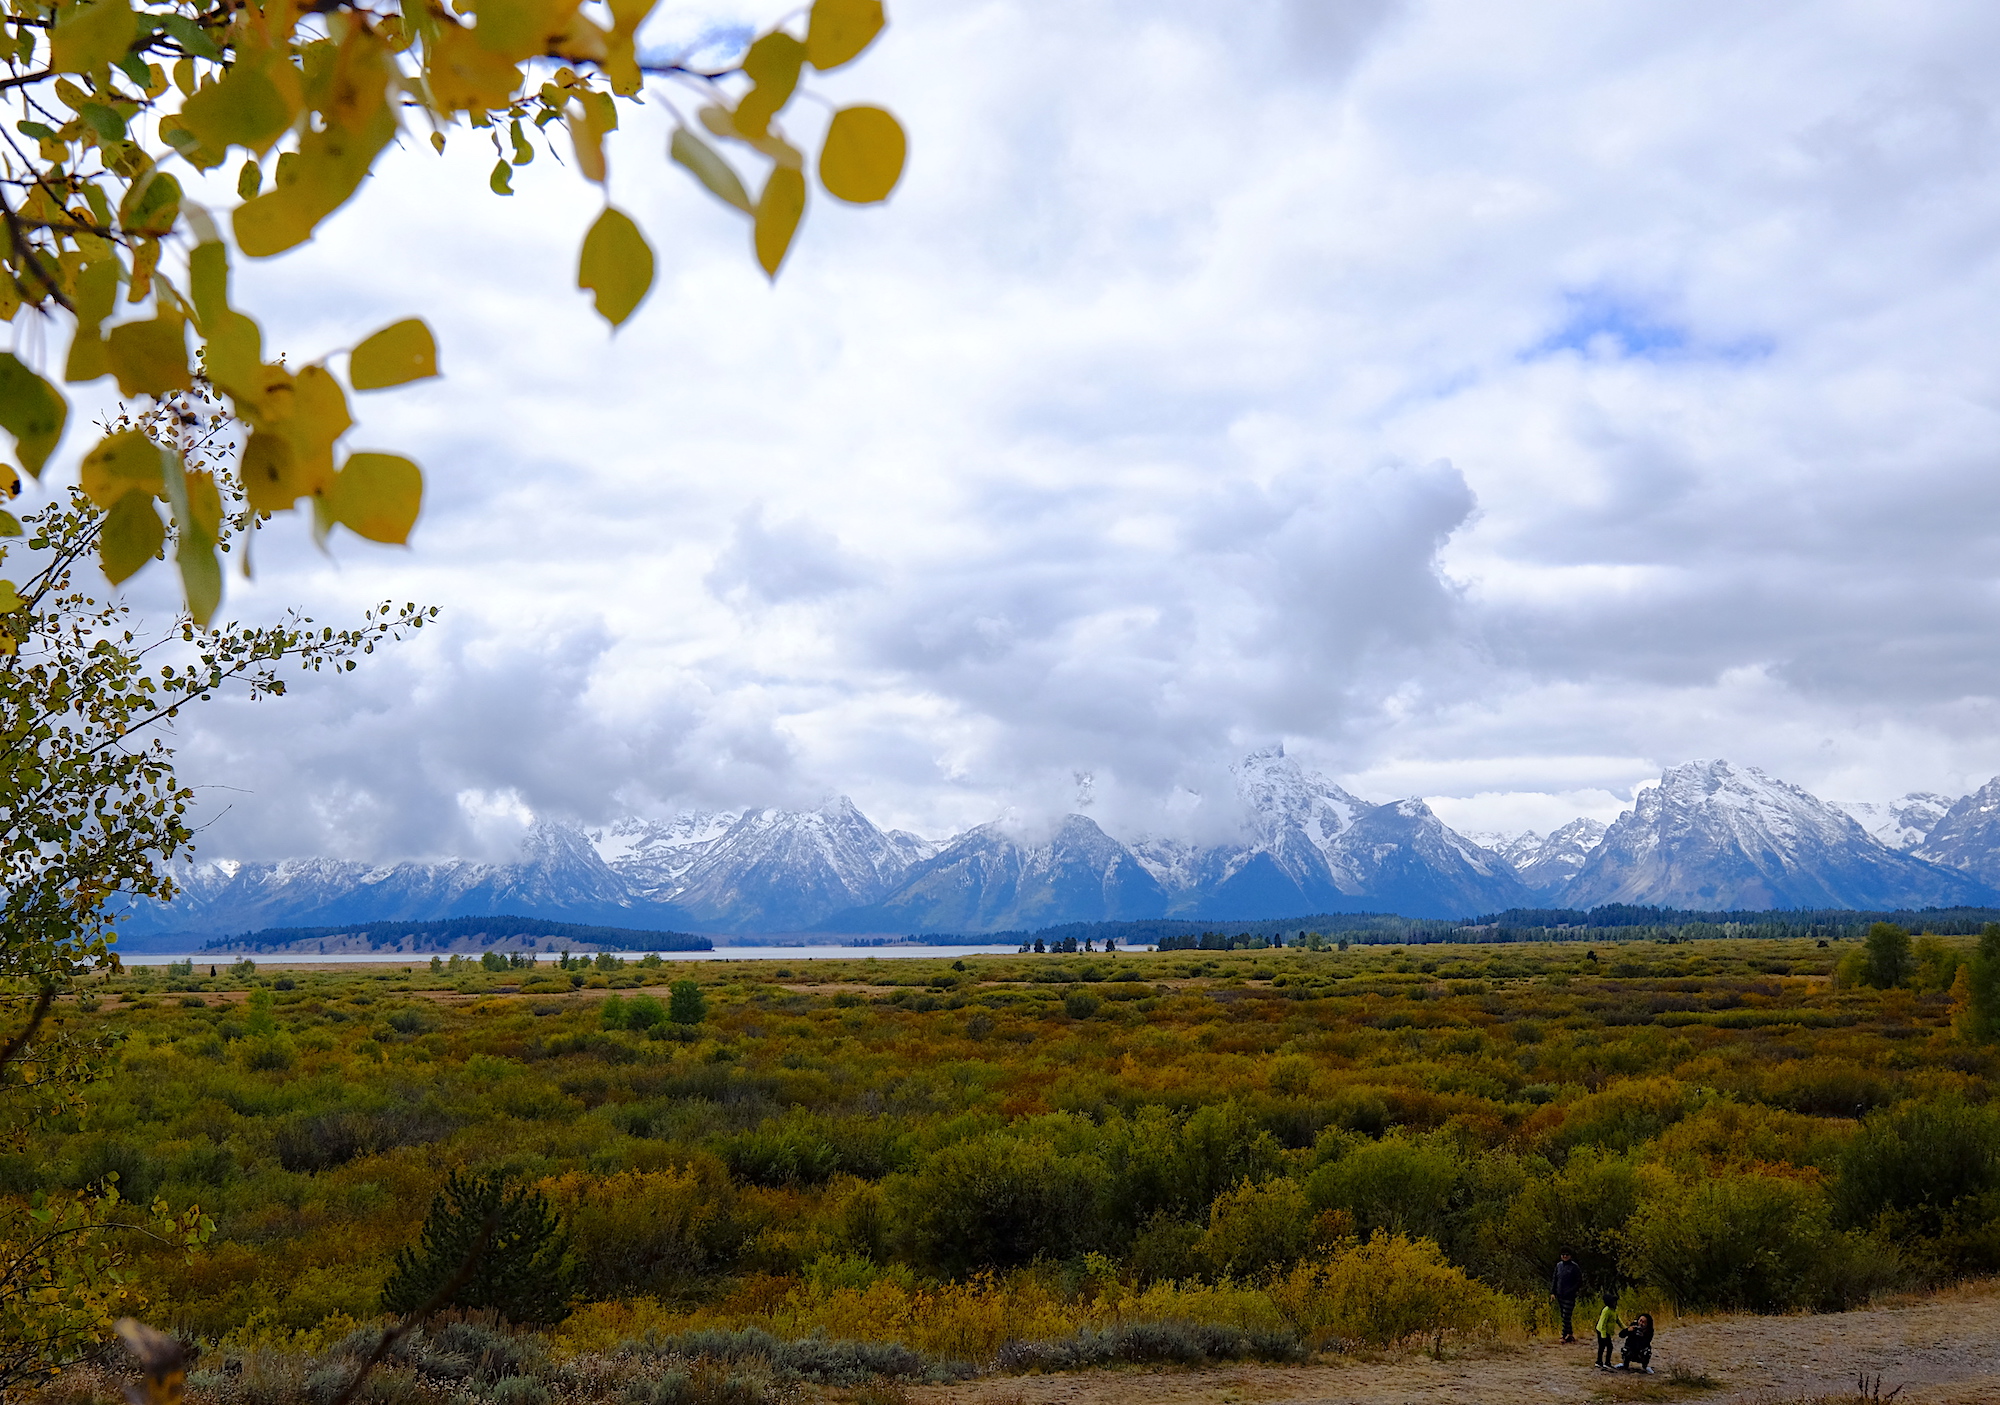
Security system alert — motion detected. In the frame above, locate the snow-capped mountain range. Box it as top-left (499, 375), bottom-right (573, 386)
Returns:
top-left (117, 753), bottom-right (2000, 939)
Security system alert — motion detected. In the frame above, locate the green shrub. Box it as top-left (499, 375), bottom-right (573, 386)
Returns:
top-left (1305, 1133), bottom-right (1463, 1243)
top-left (1201, 1177), bottom-right (1309, 1278)
top-left (889, 1133), bottom-right (1104, 1274)
top-left (1621, 1172), bottom-right (1831, 1311)
top-left (670, 979), bottom-right (709, 1025)
top-left (1835, 1095), bottom-right (2000, 1269)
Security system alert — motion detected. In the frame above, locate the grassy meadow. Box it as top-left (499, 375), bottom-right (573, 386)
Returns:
top-left (22, 934), bottom-right (2000, 1402)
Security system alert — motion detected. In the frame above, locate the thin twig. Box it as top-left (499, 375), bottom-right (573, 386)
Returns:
top-left (0, 985), bottom-right (53, 1075)
top-left (326, 1213), bottom-right (498, 1405)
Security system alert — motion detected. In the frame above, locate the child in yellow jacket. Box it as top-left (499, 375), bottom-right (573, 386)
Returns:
top-left (1594, 1294), bottom-right (1620, 1369)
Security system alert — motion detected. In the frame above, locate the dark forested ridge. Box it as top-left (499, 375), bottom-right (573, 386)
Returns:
top-left (140, 914), bottom-right (716, 954)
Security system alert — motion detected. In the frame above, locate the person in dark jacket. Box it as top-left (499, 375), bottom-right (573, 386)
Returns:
top-left (1617, 1313), bottom-right (1654, 1372)
top-left (1552, 1250), bottom-right (1583, 1342)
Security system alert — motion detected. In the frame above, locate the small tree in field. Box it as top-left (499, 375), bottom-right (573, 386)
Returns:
top-left (1864, 922), bottom-right (1912, 990)
top-left (668, 977), bottom-right (706, 1025)
top-left (381, 1170), bottom-right (576, 1324)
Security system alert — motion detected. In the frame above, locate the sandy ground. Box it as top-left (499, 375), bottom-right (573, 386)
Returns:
top-left (912, 1284), bottom-right (2000, 1405)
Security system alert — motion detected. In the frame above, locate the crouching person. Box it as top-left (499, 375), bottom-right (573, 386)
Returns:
top-left (1618, 1313), bottom-right (1654, 1373)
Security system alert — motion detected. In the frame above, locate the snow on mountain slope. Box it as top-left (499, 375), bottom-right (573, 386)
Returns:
top-left (1916, 776), bottom-right (2000, 888)
top-left (820, 814), bottom-right (1167, 932)
top-left (659, 797), bottom-right (939, 932)
top-left (1565, 761), bottom-right (1993, 910)
top-left (1322, 799), bottom-right (1534, 917)
top-left (120, 821), bottom-right (670, 935)
top-left (1835, 793), bottom-right (1957, 852)
top-left (1499, 818), bottom-right (1609, 894)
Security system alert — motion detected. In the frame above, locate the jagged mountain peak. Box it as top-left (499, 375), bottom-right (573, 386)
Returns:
top-left (1565, 759), bottom-right (1992, 910)
top-left (1836, 792), bottom-right (1957, 852)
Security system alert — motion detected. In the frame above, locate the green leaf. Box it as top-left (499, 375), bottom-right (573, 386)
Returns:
top-left (159, 13), bottom-right (221, 60)
top-left (754, 166), bottom-right (806, 279)
top-left (350, 318), bottom-right (439, 390)
top-left (327, 452), bottom-right (423, 544)
top-left (0, 353), bottom-right (68, 477)
top-left (577, 207), bottom-right (654, 328)
top-left (50, 0), bottom-right (135, 74)
top-left (16, 121), bottom-right (54, 140)
top-left (509, 118), bottom-right (534, 165)
top-left (236, 160), bottom-right (261, 200)
top-left (178, 59), bottom-right (297, 158)
top-left (806, 0), bottom-right (884, 70)
top-left (78, 101), bottom-right (125, 140)
top-left (670, 128), bottom-right (752, 213)
top-left (490, 158), bottom-right (514, 195)
top-left (118, 170), bottom-right (181, 237)
top-left (99, 490), bottom-right (164, 585)
top-left (818, 105), bottom-right (905, 204)
top-left (0, 511), bottom-right (21, 537)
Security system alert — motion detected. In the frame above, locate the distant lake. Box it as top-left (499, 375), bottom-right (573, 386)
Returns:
top-left (111, 943), bottom-right (1042, 968)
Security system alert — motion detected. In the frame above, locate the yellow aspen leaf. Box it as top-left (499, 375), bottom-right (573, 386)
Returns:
top-left (736, 31), bottom-right (806, 135)
top-left (327, 452), bottom-right (422, 543)
top-left (232, 192), bottom-right (317, 258)
top-left (577, 206), bottom-right (653, 327)
top-left (161, 451), bottom-right (222, 623)
top-left (273, 365), bottom-right (350, 495)
top-left (699, 102), bottom-right (803, 170)
top-left (70, 258), bottom-right (119, 333)
top-left (177, 54), bottom-right (301, 157)
top-left (806, 0), bottom-right (883, 70)
top-left (79, 428), bottom-right (163, 508)
top-left (567, 90), bottom-right (616, 184)
top-left (65, 328), bottom-right (109, 383)
top-left (50, 0), bottom-right (134, 74)
top-left (755, 165), bottom-right (806, 279)
top-left (490, 158), bottom-right (514, 194)
top-left (237, 160), bottom-right (262, 199)
top-left (425, 22), bottom-right (524, 112)
top-left (509, 118), bottom-right (534, 164)
top-left (818, 104), bottom-right (905, 203)
top-left (128, 238), bottom-right (160, 302)
top-left (184, 467), bottom-right (223, 540)
top-left (0, 512), bottom-right (20, 537)
top-left (552, 9), bottom-right (608, 62)
top-left (601, 0), bottom-right (654, 94)
top-left (172, 56), bottom-right (194, 96)
top-left (188, 240), bottom-right (229, 328)
top-left (669, 127), bottom-right (752, 213)
top-left (233, 101), bottom-right (397, 257)
top-left (105, 317), bottom-right (192, 398)
top-left (470, 0), bottom-right (577, 61)
top-left (0, 354), bottom-right (67, 477)
top-left (199, 313), bottom-right (265, 412)
top-left (98, 489), bottom-right (164, 585)
top-left (239, 429), bottom-right (302, 510)
top-left (350, 318), bottom-right (439, 390)
top-left (0, 579), bottom-right (20, 611)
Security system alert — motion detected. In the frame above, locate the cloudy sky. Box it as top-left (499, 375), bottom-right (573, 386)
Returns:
top-left (52, 0), bottom-right (2000, 858)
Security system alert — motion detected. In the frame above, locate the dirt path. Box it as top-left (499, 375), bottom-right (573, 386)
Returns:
top-left (914, 1284), bottom-right (2000, 1405)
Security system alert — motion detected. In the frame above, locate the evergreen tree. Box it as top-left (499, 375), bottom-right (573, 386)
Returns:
top-left (1864, 922), bottom-right (1913, 989)
top-left (380, 1171), bottom-right (576, 1324)
top-left (669, 979), bottom-right (709, 1026)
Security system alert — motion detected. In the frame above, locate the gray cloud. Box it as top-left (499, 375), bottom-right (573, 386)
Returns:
top-left (55, 0), bottom-right (2000, 856)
